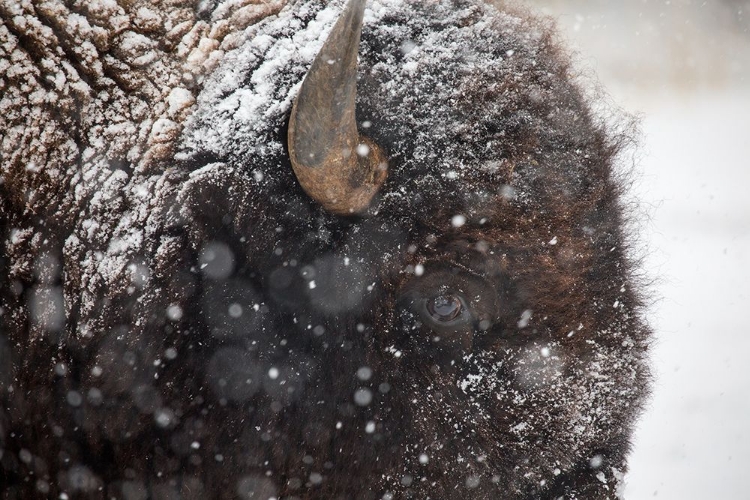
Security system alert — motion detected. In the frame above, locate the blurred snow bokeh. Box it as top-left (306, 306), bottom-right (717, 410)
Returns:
top-left (530, 0), bottom-right (750, 497)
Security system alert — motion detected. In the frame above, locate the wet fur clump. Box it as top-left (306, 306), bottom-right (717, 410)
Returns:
top-left (0, 0), bottom-right (649, 498)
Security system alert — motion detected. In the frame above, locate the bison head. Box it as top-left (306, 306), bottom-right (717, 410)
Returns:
top-left (0, 0), bottom-right (649, 498)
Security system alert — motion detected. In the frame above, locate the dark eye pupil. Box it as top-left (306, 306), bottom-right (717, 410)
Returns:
top-left (427, 295), bottom-right (462, 322)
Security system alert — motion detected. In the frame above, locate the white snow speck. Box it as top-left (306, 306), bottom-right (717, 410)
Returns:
top-left (228, 303), bottom-right (243, 318)
top-left (166, 304), bottom-right (183, 321)
top-left (356, 366), bottom-right (373, 381)
top-left (354, 388), bottom-right (373, 406)
top-left (517, 309), bottom-right (532, 328)
top-left (356, 143), bottom-right (370, 156)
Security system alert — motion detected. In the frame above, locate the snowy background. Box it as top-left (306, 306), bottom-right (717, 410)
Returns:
top-left (530, 1), bottom-right (750, 498)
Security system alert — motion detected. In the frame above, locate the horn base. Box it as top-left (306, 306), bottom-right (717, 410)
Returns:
top-left (290, 135), bottom-right (388, 216)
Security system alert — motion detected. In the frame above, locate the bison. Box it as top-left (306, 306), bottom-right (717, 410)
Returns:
top-left (0, 0), bottom-right (650, 498)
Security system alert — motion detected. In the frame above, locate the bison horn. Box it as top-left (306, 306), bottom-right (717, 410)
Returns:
top-left (288, 0), bottom-right (387, 215)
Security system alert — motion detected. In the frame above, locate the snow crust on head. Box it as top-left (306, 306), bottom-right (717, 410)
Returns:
top-left (181, 0), bottom-right (539, 176)
top-left (181, 0), bottom-right (346, 162)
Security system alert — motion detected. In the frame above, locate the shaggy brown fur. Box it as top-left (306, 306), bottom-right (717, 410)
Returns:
top-left (0, 0), bottom-right (649, 498)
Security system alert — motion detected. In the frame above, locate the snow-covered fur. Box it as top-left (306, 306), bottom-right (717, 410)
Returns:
top-left (0, 0), bottom-right (649, 498)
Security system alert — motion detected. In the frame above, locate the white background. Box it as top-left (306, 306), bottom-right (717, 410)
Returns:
top-left (530, 1), bottom-right (750, 497)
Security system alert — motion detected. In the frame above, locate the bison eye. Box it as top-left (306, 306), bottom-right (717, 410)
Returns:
top-left (418, 292), bottom-right (472, 330)
top-left (426, 294), bottom-right (463, 322)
